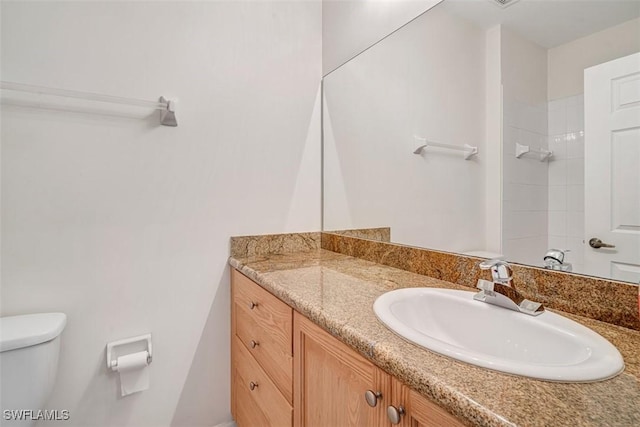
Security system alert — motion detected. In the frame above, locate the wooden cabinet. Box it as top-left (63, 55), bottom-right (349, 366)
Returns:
top-left (231, 269), bottom-right (465, 427)
top-left (294, 312), bottom-right (389, 427)
top-left (231, 269), bottom-right (293, 427)
top-left (389, 378), bottom-right (465, 427)
top-left (233, 335), bottom-right (292, 426)
top-left (294, 313), bottom-right (465, 427)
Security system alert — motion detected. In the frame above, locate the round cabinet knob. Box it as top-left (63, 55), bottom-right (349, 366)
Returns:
top-left (364, 390), bottom-right (382, 407)
top-left (249, 301), bottom-right (258, 310)
top-left (387, 405), bottom-right (405, 425)
top-left (589, 238), bottom-right (616, 249)
top-left (249, 381), bottom-right (258, 391)
top-left (250, 340), bottom-right (259, 349)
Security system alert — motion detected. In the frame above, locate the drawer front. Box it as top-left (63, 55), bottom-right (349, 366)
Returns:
top-left (232, 270), bottom-right (293, 402)
top-left (233, 336), bottom-right (292, 427)
top-left (236, 303), bottom-right (293, 402)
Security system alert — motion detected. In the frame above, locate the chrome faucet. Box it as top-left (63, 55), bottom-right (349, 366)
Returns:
top-left (543, 249), bottom-right (572, 272)
top-left (473, 259), bottom-right (544, 316)
top-left (480, 258), bottom-right (513, 286)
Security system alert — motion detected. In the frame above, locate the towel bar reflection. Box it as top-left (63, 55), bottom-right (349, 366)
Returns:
top-left (0, 81), bottom-right (177, 127)
top-left (413, 136), bottom-right (478, 160)
top-left (515, 143), bottom-right (551, 161)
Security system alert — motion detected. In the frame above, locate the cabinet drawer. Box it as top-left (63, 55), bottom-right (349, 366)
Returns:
top-left (233, 336), bottom-right (292, 427)
top-left (232, 270), bottom-right (293, 402)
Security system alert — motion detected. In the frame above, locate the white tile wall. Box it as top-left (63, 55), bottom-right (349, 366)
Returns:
top-left (503, 211), bottom-right (548, 239)
top-left (566, 185), bottom-right (584, 212)
top-left (567, 211), bottom-right (585, 238)
top-left (548, 98), bottom-right (566, 136)
top-left (548, 235), bottom-right (566, 250)
top-left (547, 94), bottom-right (585, 272)
top-left (566, 95), bottom-right (585, 133)
top-left (548, 185), bottom-right (567, 211)
top-left (548, 158), bottom-right (568, 186)
top-left (502, 100), bottom-right (548, 266)
top-left (548, 211), bottom-right (567, 236)
top-left (503, 94), bottom-right (587, 270)
top-left (503, 236), bottom-right (548, 267)
top-left (566, 237), bottom-right (585, 273)
top-left (567, 158), bottom-right (585, 185)
top-left (567, 132), bottom-right (585, 159)
top-left (549, 135), bottom-right (568, 159)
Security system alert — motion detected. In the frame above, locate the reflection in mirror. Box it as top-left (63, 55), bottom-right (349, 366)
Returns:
top-left (322, 0), bottom-right (640, 284)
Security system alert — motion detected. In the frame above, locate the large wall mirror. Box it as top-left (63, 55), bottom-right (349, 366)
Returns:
top-left (322, 0), bottom-right (640, 284)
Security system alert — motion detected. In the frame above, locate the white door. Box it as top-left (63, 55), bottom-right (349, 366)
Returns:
top-left (584, 52), bottom-right (640, 283)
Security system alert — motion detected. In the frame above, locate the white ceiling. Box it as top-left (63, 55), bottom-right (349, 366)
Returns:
top-left (442, 0), bottom-right (640, 48)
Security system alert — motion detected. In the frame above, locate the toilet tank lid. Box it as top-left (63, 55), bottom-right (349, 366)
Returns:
top-left (0, 313), bottom-right (67, 352)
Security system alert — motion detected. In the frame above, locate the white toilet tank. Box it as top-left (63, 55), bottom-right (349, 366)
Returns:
top-left (0, 313), bottom-right (67, 426)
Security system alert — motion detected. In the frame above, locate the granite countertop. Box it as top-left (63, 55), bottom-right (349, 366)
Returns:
top-left (229, 249), bottom-right (640, 427)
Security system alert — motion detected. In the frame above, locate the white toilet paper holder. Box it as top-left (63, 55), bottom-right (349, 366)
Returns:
top-left (106, 334), bottom-right (153, 371)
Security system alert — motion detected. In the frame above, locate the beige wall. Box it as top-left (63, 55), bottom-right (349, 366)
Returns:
top-left (502, 26), bottom-right (548, 106)
top-left (548, 17), bottom-right (640, 100)
top-left (322, 0), bottom-right (441, 75)
top-left (485, 25), bottom-right (503, 254)
top-left (1, 2), bottom-right (321, 426)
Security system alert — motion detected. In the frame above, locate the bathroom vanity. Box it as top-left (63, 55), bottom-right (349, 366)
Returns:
top-left (231, 269), bottom-right (463, 426)
top-left (229, 234), bottom-right (640, 427)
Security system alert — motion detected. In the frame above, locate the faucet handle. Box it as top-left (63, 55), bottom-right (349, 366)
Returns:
top-left (544, 248), bottom-right (568, 264)
top-left (479, 259), bottom-right (512, 285)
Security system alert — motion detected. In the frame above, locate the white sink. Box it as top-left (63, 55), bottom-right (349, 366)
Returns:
top-left (373, 288), bottom-right (624, 382)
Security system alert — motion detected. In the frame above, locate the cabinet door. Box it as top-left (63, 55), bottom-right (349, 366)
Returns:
top-left (390, 379), bottom-right (464, 427)
top-left (294, 312), bottom-right (389, 427)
